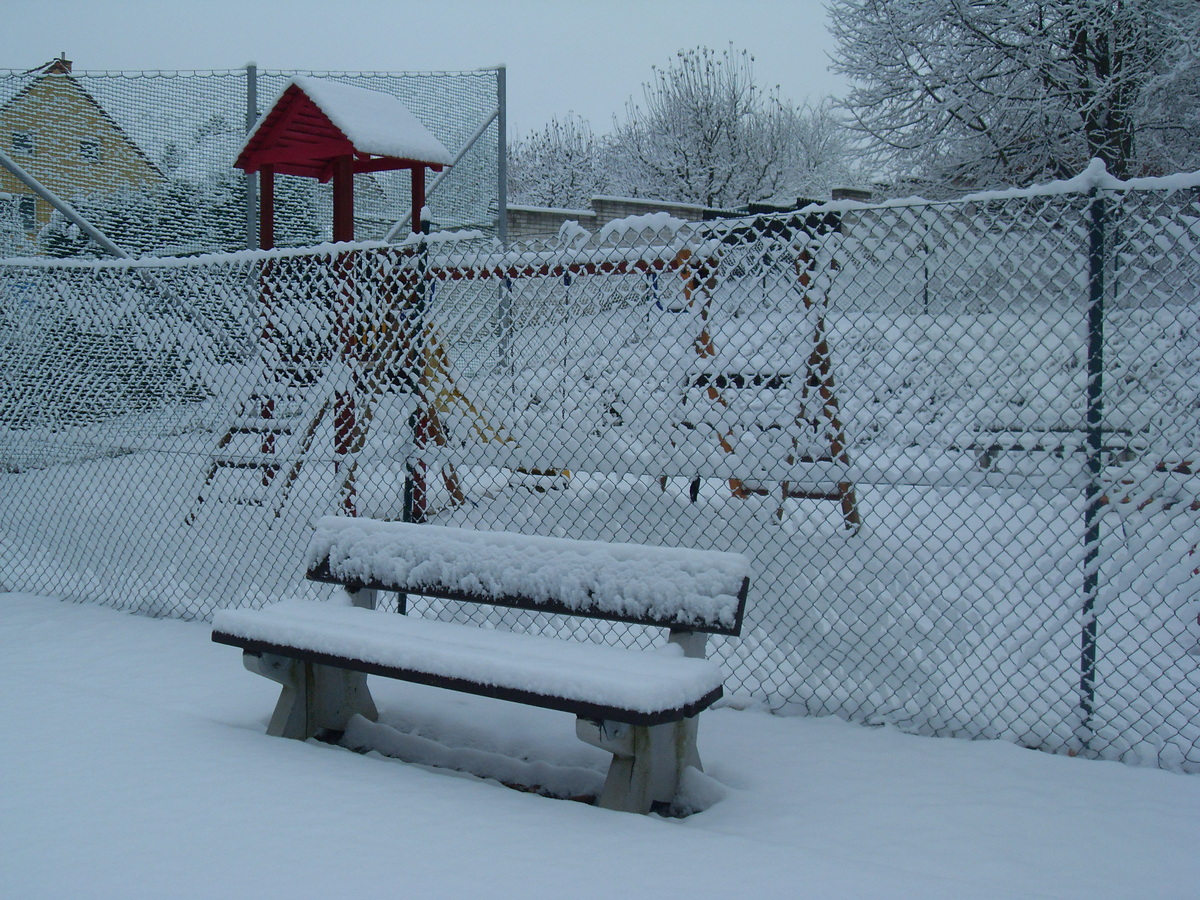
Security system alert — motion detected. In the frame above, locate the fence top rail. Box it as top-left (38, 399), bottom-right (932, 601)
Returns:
top-left (0, 66), bottom-right (501, 79)
top-left (815, 161), bottom-right (1200, 216)
top-left (3, 162), bottom-right (1198, 272)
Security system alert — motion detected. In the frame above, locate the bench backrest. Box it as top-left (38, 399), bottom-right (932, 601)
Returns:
top-left (305, 517), bottom-right (749, 636)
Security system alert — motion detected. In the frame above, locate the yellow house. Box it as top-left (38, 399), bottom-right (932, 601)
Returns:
top-left (0, 56), bottom-right (165, 246)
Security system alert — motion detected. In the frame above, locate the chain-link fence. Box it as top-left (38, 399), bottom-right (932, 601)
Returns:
top-left (2, 173), bottom-right (1198, 771)
top-left (0, 64), bottom-right (502, 256)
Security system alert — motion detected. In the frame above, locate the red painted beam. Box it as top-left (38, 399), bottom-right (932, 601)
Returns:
top-left (248, 139), bottom-right (356, 169)
top-left (382, 255), bottom-right (693, 284)
top-left (352, 158), bottom-right (443, 176)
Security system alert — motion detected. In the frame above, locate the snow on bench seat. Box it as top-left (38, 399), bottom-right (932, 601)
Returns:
top-left (304, 517), bottom-right (749, 634)
top-left (212, 599), bottom-right (725, 724)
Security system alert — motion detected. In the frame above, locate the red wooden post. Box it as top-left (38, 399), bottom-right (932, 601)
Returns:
top-left (411, 165), bottom-right (425, 234)
top-left (259, 164), bottom-right (275, 250)
top-left (332, 154), bottom-right (354, 243)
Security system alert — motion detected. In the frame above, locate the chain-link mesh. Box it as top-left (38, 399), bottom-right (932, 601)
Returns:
top-left (0, 66), bottom-right (500, 256)
top-left (2, 179), bottom-right (1198, 771)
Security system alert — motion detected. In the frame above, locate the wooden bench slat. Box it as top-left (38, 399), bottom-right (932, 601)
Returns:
top-left (213, 601), bottom-right (725, 726)
top-left (305, 518), bottom-right (749, 635)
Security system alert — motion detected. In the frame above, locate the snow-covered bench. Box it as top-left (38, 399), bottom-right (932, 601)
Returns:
top-left (212, 517), bottom-right (750, 814)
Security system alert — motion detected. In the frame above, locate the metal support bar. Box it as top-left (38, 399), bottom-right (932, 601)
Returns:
top-left (383, 107), bottom-right (500, 242)
top-left (0, 144), bottom-right (240, 358)
top-left (496, 65), bottom-right (507, 245)
top-left (245, 63), bottom-right (259, 249)
top-left (0, 146), bottom-right (129, 258)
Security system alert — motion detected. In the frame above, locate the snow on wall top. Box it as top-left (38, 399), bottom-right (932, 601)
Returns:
top-left (212, 600), bottom-right (725, 717)
top-left (597, 212), bottom-right (689, 242)
top-left (306, 518), bottom-right (750, 631)
top-left (244, 76), bottom-right (452, 166)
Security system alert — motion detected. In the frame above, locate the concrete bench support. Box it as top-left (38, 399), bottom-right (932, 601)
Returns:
top-left (244, 650), bottom-right (378, 741)
top-left (576, 716), bottom-right (702, 814)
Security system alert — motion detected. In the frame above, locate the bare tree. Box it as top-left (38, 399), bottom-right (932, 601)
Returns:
top-left (508, 114), bottom-right (612, 210)
top-left (778, 97), bottom-right (861, 199)
top-left (829, 0), bottom-right (1200, 189)
top-left (611, 46), bottom-right (853, 208)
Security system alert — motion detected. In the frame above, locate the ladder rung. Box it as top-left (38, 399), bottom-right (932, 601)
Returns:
top-left (227, 423), bottom-right (294, 435)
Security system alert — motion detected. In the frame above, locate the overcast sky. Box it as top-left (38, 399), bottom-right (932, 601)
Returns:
top-left (2, 0), bottom-right (848, 137)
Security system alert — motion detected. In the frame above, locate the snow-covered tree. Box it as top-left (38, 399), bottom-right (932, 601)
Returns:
top-left (775, 97), bottom-right (861, 199)
top-left (611, 46), bottom-right (855, 207)
top-left (508, 115), bottom-right (612, 209)
top-left (829, 0), bottom-right (1200, 189)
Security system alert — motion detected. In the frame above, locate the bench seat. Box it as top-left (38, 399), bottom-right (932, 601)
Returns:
top-left (213, 600), bottom-right (725, 725)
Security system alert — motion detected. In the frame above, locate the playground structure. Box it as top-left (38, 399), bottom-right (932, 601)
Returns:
top-left (670, 217), bottom-right (860, 529)
top-left (185, 223), bottom-right (863, 528)
top-left (192, 77), bottom-right (467, 520)
top-left (187, 76), bottom-right (860, 527)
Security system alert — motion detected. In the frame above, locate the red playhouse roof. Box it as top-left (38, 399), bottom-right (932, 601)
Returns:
top-left (235, 76), bottom-right (452, 182)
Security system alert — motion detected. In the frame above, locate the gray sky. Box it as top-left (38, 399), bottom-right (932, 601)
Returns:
top-left (2, 0), bottom-right (847, 136)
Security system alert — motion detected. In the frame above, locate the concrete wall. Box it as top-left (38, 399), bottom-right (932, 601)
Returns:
top-left (505, 196), bottom-right (716, 241)
top-left (506, 204), bottom-right (596, 241)
top-left (505, 190), bottom-right (871, 241)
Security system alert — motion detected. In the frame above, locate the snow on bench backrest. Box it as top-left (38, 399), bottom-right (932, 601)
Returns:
top-left (305, 517), bottom-right (750, 635)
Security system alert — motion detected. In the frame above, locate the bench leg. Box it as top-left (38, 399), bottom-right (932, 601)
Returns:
top-left (576, 716), bottom-right (702, 814)
top-left (244, 651), bottom-right (378, 741)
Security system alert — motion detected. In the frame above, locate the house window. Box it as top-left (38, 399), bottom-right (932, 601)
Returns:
top-left (11, 131), bottom-right (34, 155)
top-left (18, 196), bottom-right (36, 231)
top-left (79, 140), bottom-right (101, 162)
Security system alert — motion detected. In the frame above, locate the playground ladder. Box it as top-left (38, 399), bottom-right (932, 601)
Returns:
top-left (185, 367), bottom-right (331, 524)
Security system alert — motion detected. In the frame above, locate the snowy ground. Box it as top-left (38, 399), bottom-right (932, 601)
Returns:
top-left (2, 591), bottom-right (1197, 899)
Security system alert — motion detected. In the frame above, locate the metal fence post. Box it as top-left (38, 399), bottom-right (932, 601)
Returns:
top-left (1079, 187), bottom-right (1108, 750)
top-left (245, 63), bottom-right (259, 249)
top-left (495, 66), bottom-right (511, 372)
top-left (496, 65), bottom-right (507, 245)
top-left (407, 212), bottom-right (433, 524)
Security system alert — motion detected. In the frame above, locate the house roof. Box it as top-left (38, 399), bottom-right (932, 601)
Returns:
top-left (0, 68), bottom-right (165, 180)
top-left (235, 76), bottom-right (452, 181)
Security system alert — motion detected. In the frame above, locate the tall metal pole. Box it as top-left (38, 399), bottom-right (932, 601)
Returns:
top-left (495, 65), bottom-right (513, 373)
top-left (245, 63), bottom-right (259, 249)
top-left (1080, 187), bottom-right (1108, 750)
top-left (408, 209), bottom-right (432, 524)
top-left (496, 65), bottom-right (507, 244)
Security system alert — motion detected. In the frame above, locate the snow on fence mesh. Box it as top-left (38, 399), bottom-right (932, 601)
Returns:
top-left (0, 65), bottom-right (500, 257)
top-left (2, 175), bottom-right (1199, 772)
